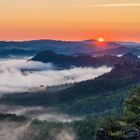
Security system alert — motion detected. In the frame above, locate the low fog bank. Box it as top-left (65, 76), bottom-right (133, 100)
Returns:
top-left (0, 121), bottom-right (30, 140)
top-left (0, 58), bottom-right (112, 94)
top-left (0, 105), bottom-right (78, 140)
top-left (54, 129), bottom-right (75, 140)
top-left (0, 120), bottom-right (75, 140)
top-left (0, 105), bottom-right (82, 122)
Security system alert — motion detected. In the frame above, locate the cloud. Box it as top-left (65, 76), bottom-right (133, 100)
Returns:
top-left (74, 3), bottom-right (140, 8)
top-left (0, 58), bottom-right (112, 94)
top-left (94, 3), bottom-right (140, 7)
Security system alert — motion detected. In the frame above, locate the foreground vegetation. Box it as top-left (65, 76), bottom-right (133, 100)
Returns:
top-left (1, 86), bottom-right (140, 140)
top-left (97, 86), bottom-right (140, 140)
top-left (0, 113), bottom-right (96, 140)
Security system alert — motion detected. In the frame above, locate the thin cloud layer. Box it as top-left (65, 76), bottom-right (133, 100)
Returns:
top-left (94, 3), bottom-right (140, 7)
top-left (74, 3), bottom-right (140, 7)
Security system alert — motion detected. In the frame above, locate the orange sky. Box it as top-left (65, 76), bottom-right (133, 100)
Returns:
top-left (0, 0), bottom-right (140, 42)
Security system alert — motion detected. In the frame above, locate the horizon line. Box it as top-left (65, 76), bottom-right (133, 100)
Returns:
top-left (0, 38), bottom-right (139, 43)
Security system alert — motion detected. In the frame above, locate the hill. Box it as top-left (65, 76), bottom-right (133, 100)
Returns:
top-left (95, 46), bottom-right (140, 56)
top-left (30, 50), bottom-right (121, 68)
top-left (1, 61), bottom-right (140, 116)
top-left (31, 51), bottom-right (139, 68)
top-left (0, 39), bottom-right (140, 57)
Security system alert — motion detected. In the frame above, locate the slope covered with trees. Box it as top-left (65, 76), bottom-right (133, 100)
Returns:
top-left (96, 86), bottom-right (140, 140)
top-left (31, 51), bottom-right (139, 68)
top-left (1, 61), bottom-right (140, 116)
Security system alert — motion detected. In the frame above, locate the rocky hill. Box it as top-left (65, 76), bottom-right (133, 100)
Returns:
top-left (31, 51), bottom-right (139, 68)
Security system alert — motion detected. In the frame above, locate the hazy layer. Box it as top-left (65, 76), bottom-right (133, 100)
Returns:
top-left (0, 58), bottom-right (112, 93)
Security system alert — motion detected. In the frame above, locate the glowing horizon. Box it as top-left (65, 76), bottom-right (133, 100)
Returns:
top-left (0, 0), bottom-right (140, 42)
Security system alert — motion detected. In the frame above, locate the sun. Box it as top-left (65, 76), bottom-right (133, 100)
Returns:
top-left (98, 37), bottom-right (105, 42)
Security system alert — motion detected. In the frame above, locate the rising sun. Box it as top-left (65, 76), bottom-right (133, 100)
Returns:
top-left (98, 37), bottom-right (105, 42)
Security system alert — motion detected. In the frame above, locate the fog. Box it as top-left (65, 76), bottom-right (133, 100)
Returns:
top-left (0, 58), bottom-right (112, 140)
top-left (0, 104), bottom-right (78, 140)
top-left (0, 105), bottom-right (82, 122)
top-left (54, 129), bottom-right (75, 140)
top-left (0, 104), bottom-right (77, 140)
top-left (0, 121), bottom-right (30, 140)
top-left (0, 58), bottom-right (112, 94)
top-left (0, 120), bottom-right (75, 140)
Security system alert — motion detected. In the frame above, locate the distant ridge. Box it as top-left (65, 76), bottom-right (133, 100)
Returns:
top-left (0, 39), bottom-right (139, 57)
top-left (31, 50), bottom-right (139, 68)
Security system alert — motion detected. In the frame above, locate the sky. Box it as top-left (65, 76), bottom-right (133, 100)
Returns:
top-left (0, 0), bottom-right (140, 42)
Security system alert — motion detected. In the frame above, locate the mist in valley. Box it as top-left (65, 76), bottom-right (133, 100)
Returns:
top-left (0, 119), bottom-right (76, 140)
top-left (0, 58), bottom-right (112, 94)
top-left (0, 57), bottom-right (112, 140)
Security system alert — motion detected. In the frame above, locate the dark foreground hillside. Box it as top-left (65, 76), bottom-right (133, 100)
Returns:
top-left (96, 86), bottom-right (140, 140)
top-left (0, 86), bottom-right (140, 140)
